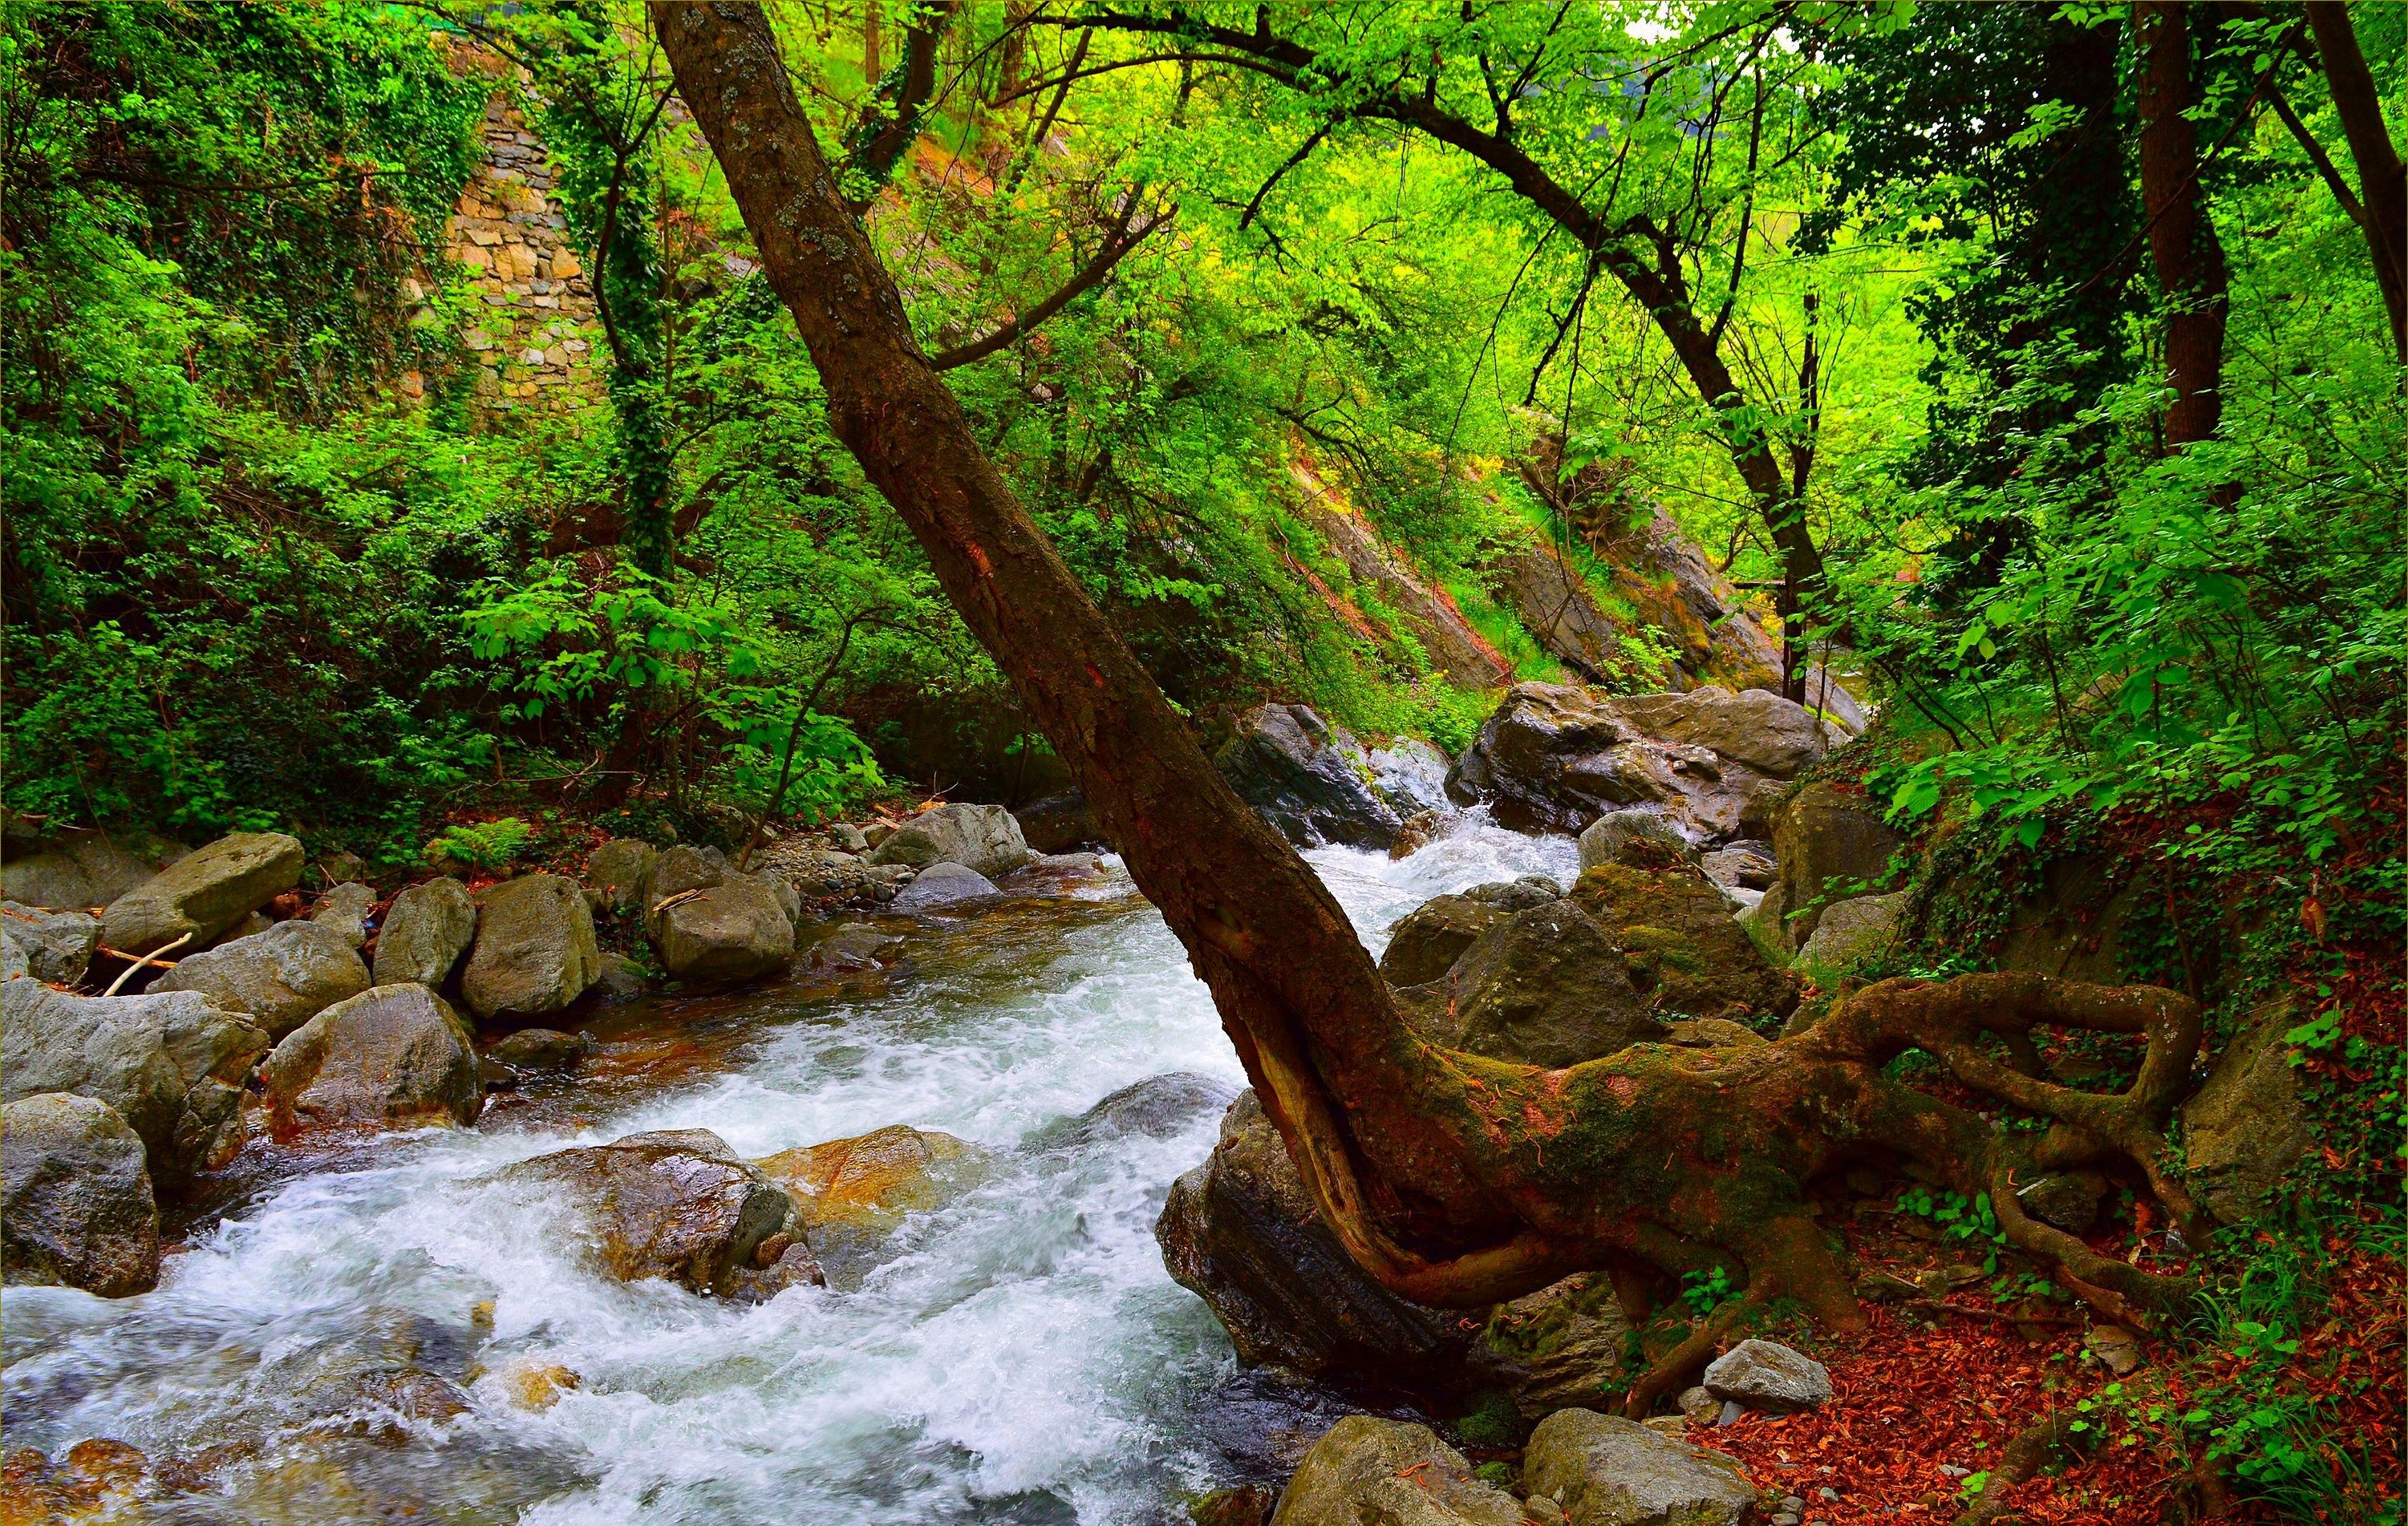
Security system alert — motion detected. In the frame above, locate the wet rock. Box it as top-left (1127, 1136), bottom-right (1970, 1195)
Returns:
top-left (805, 922), bottom-right (906, 971)
top-left (1578, 809), bottom-right (1699, 872)
top-left (488, 1028), bottom-right (590, 1072)
top-left (1377, 894), bottom-right (1505, 987)
top-left (1570, 863), bottom-right (1800, 1022)
top-left (868, 803), bottom-right (1033, 880)
top-left (1369, 738), bottom-right (1457, 818)
top-left (1157, 1091), bottom-right (1468, 1384)
top-left (755, 1123), bottom-right (989, 1286)
top-left (583, 839), bottom-right (659, 916)
top-left (1770, 782), bottom-right (1903, 952)
top-left (1468, 875), bottom-right (1563, 909)
top-left (100, 832), bottom-right (306, 956)
top-left (1, 827), bottom-right (184, 912)
top-left (1611, 689), bottom-right (1840, 783)
top-left (1270, 1415), bottom-right (1522, 1526)
top-left (151, 918), bottom-right (371, 1041)
top-left (309, 882), bottom-right (379, 948)
top-left (1698, 844), bottom-right (1776, 892)
top-left (2015, 1171), bottom-right (2109, 1233)
top-left (1702, 1339), bottom-right (1830, 1411)
top-left (1521, 1408), bottom-right (1754, 1526)
top-left (1028, 1072), bottom-right (1240, 1152)
top-left (0, 979), bottom-right (267, 1180)
top-left (889, 861), bottom-right (999, 910)
top-left (1, 903), bottom-right (99, 986)
top-left (263, 985), bottom-right (482, 1133)
top-left (1212, 704), bottom-right (1402, 850)
top-left (1794, 891), bottom-right (1909, 980)
top-left (2, 1092), bottom-right (160, 1297)
top-left (1193, 1483), bottom-right (1281, 1526)
top-left (1014, 791), bottom-right (1105, 854)
top-left (510, 1128), bottom-right (821, 1300)
top-left (2183, 1006), bottom-right (2309, 1224)
top-left (1414, 900), bottom-right (1666, 1067)
top-left (648, 874), bottom-right (795, 982)
top-left (373, 877), bottom-right (477, 989)
top-left (0, 1439), bottom-right (151, 1522)
top-left (590, 952), bottom-right (650, 998)
top-left (462, 873), bottom-right (598, 1021)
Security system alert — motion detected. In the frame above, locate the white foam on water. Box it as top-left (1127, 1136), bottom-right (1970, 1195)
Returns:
top-left (1, 811), bottom-right (1573, 1524)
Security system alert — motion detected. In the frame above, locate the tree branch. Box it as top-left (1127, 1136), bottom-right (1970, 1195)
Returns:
top-left (929, 199), bottom-right (1174, 369)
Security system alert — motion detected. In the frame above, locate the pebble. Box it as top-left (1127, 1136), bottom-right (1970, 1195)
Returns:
top-left (1717, 1399), bottom-right (1745, 1425)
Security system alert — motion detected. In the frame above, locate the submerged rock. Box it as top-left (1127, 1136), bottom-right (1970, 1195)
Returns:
top-left (1027, 1073), bottom-right (1239, 1152)
top-left (488, 1027), bottom-right (591, 1073)
top-left (2, 1091), bottom-right (160, 1297)
top-left (1, 979), bottom-right (267, 1180)
top-left (100, 832), bottom-right (306, 956)
top-left (509, 1128), bottom-right (821, 1301)
top-left (373, 877), bottom-right (478, 990)
top-left (1212, 703), bottom-right (1402, 850)
top-left (805, 922), bottom-right (906, 971)
top-left (1520, 1408), bottom-right (1754, 1526)
top-left (1271, 1415), bottom-right (1521, 1526)
top-left (868, 803), bottom-right (1033, 880)
top-left (754, 1123), bottom-right (988, 1286)
top-left (462, 873), bottom-right (599, 1021)
top-left (263, 984), bottom-right (482, 1134)
top-left (0, 903), bottom-right (99, 986)
top-left (151, 917), bottom-right (371, 1041)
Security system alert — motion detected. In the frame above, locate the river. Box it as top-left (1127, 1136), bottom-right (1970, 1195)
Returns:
top-left (0, 815), bottom-right (1576, 1524)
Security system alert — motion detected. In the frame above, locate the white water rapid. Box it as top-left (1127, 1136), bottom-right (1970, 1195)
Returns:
top-left (1, 816), bottom-right (1577, 1524)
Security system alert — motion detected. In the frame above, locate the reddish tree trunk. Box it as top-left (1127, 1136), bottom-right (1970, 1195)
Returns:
top-left (2137, 2), bottom-right (2231, 448)
top-left (2304, 1), bottom-right (2408, 363)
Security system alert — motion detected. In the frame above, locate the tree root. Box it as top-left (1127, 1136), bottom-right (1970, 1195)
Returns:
top-left (1948, 1409), bottom-right (2082, 1526)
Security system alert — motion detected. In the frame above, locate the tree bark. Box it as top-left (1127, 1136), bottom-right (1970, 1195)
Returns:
top-left (2304, 2), bottom-right (2407, 363)
top-left (653, 2), bottom-right (2209, 1334)
top-left (2137, 2), bottom-right (2231, 448)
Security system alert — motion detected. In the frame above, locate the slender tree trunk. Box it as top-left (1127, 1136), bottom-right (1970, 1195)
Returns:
top-left (2137, 2), bottom-right (2231, 448)
top-left (2303, 2), bottom-right (2407, 362)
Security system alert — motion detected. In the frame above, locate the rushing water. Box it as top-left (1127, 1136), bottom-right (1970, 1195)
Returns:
top-left (1, 815), bottom-right (1577, 1524)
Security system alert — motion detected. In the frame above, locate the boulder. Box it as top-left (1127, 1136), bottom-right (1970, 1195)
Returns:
top-left (1770, 782), bottom-right (1903, 950)
top-left (1794, 890), bottom-right (1908, 980)
top-left (1369, 739), bottom-right (1457, 818)
top-left (0, 979), bottom-right (267, 1180)
top-left (888, 862), bottom-right (999, 910)
top-left (372, 877), bottom-right (478, 989)
top-left (1211, 704), bottom-right (1402, 850)
top-left (1475, 1272), bottom-right (1637, 1420)
top-left (308, 882), bottom-right (378, 948)
top-left (1013, 791), bottom-right (1105, 854)
top-left (827, 823), bottom-right (870, 853)
top-left (1702, 1339), bottom-right (1830, 1411)
top-left (1521, 1408), bottom-right (1754, 1526)
top-left (1, 903), bottom-right (99, 986)
top-left (867, 803), bottom-right (1033, 880)
top-left (1377, 895), bottom-right (1505, 988)
top-left (805, 923), bottom-right (906, 971)
top-left (1570, 864), bottom-right (1800, 1022)
top-left (1026, 1072), bottom-right (1240, 1153)
top-left (1270, 1415), bottom-right (1521, 1526)
top-left (318, 849), bottom-right (371, 885)
top-left (1446, 683), bottom-right (1811, 840)
top-left (1578, 809), bottom-right (1698, 872)
top-left (99, 832), bottom-right (306, 956)
top-left (2, 1092), bottom-right (160, 1297)
top-left (506, 1128), bottom-right (822, 1301)
top-left (1697, 844), bottom-right (1775, 892)
top-left (2183, 1006), bottom-right (2309, 1224)
top-left (1467, 875), bottom-right (1565, 909)
top-left (647, 844), bottom-right (728, 904)
top-left (1986, 853), bottom-right (2137, 986)
top-left (584, 839), bottom-right (659, 916)
top-left (262, 984), bottom-right (482, 1133)
top-left (150, 917), bottom-right (371, 1041)
top-left (1157, 1091), bottom-right (1470, 1383)
top-left (1409, 900), bottom-right (1667, 1068)
top-left (647, 873), bottom-right (795, 982)
top-left (461, 873), bottom-right (598, 1021)
top-left (488, 1028), bottom-right (591, 1072)
top-left (2016, 1171), bottom-right (2110, 1233)
top-left (1, 828), bottom-right (184, 912)
top-left (754, 1123), bottom-right (988, 1286)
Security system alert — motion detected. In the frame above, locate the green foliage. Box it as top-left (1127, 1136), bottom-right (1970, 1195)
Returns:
top-left (1894, 1187), bottom-right (2007, 1273)
top-left (1679, 1264), bottom-right (1737, 1318)
top-left (427, 816), bottom-right (534, 872)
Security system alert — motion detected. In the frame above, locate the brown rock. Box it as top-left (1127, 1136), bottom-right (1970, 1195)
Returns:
top-left (262, 985), bottom-right (482, 1133)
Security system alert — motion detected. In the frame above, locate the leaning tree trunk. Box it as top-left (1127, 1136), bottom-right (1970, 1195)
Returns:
top-left (651, 2), bottom-right (2207, 1362)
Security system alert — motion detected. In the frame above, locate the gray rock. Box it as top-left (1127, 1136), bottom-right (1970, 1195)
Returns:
top-left (2, 937), bottom-right (22, 983)
top-left (1703, 1339), bottom-right (1830, 1411)
top-left (2016, 1171), bottom-right (2110, 1233)
top-left (1522, 1407), bottom-right (1755, 1526)
top-left (1033, 1073), bottom-right (1241, 1152)
top-left (504, 1128), bottom-right (822, 1301)
top-left (263, 984), bottom-right (482, 1133)
top-left (1739, 880), bottom-right (1790, 965)
top-left (861, 821), bottom-right (896, 848)
top-left (488, 1027), bottom-right (591, 1072)
top-left (1211, 704), bottom-right (1402, 850)
top-left (317, 850), bottom-right (370, 887)
top-left (646, 844), bottom-right (729, 905)
top-left (889, 861), bottom-right (999, 909)
top-left (0, 979), bottom-right (267, 1180)
top-left (1270, 1415), bottom-right (1522, 1526)
top-left (1578, 809), bottom-right (1698, 872)
top-left (1770, 783), bottom-right (1903, 951)
top-left (827, 823), bottom-right (870, 853)
top-left (308, 882), bottom-right (379, 948)
top-left (1, 828), bottom-right (184, 912)
top-left (1416, 900), bottom-right (1667, 1068)
top-left (151, 917), bottom-right (371, 1040)
top-left (787, 848), bottom-right (877, 901)
top-left (1677, 1386), bottom-right (1719, 1423)
top-left (1368, 738), bottom-right (1456, 818)
top-left (584, 839), bottom-right (659, 916)
top-left (1612, 688), bottom-right (1842, 782)
top-left (1698, 844), bottom-right (1776, 891)
top-left (1794, 891), bottom-right (1908, 979)
top-left (867, 803), bottom-right (1033, 880)
top-left (2, 903), bottom-right (99, 985)
top-left (373, 876), bottom-right (478, 990)
top-left (100, 832), bottom-right (306, 956)
top-left (2, 1092), bottom-right (160, 1297)
top-left (648, 873), bottom-right (796, 982)
top-left (2183, 1006), bottom-right (2309, 1224)
top-left (1377, 894), bottom-right (1504, 987)
top-left (462, 873), bottom-right (598, 1021)
top-left (805, 923), bottom-right (905, 970)
top-left (591, 951), bottom-right (650, 997)
top-left (1468, 875), bottom-right (1563, 909)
